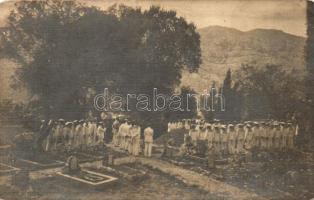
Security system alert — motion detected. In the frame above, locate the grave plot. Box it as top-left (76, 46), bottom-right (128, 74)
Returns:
top-left (82, 155), bottom-right (148, 182)
top-left (0, 163), bottom-right (20, 175)
top-left (57, 170), bottom-right (118, 189)
top-left (112, 156), bottom-right (136, 166)
top-left (162, 154), bottom-right (210, 167)
top-left (56, 155), bottom-right (118, 190)
top-left (17, 158), bottom-right (63, 169)
top-left (75, 151), bottom-right (105, 161)
top-left (152, 144), bottom-right (164, 157)
top-left (70, 152), bottom-right (104, 163)
top-left (14, 150), bottom-right (108, 170)
top-left (87, 164), bottom-right (148, 182)
top-left (161, 156), bottom-right (214, 177)
top-left (15, 152), bottom-right (64, 170)
top-left (48, 151), bottom-right (102, 164)
top-left (160, 153), bottom-right (231, 177)
top-left (114, 164), bottom-right (148, 181)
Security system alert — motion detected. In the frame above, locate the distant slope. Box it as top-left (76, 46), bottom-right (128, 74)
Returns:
top-left (181, 26), bottom-right (306, 93)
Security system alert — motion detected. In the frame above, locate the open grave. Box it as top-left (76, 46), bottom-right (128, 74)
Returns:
top-left (15, 152), bottom-right (64, 170)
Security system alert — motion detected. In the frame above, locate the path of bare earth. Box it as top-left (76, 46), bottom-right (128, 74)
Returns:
top-left (137, 157), bottom-right (268, 200)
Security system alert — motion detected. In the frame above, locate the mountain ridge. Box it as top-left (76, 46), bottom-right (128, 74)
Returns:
top-left (181, 26), bottom-right (306, 93)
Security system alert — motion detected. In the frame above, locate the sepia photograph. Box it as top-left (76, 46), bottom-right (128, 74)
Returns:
top-left (0, 0), bottom-right (313, 199)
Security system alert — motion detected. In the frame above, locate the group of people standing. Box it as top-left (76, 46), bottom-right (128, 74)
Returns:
top-left (168, 119), bottom-right (299, 158)
top-left (38, 117), bottom-right (297, 163)
top-left (40, 119), bottom-right (106, 152)
top-left (111, 118), bottom-right (154, 157)
top-left (38, 117), bottom-right (154, 157)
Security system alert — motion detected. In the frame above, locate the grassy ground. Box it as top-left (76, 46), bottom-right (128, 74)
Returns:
top-left (157, 131), bottom-right (314, 200)
top-left (0, 164), bottom-right (221, 200)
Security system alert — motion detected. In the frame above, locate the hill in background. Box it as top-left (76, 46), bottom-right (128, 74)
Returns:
top-left (181, 26), bottom-right (306, 93)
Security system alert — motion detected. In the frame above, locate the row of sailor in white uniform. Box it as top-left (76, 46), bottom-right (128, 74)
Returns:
top-left (41, 118), bottom-right (155, 157)
top-left (42, 119), bottom-right (106, 152)
top-left (178, 121), bottom-right (298, 155)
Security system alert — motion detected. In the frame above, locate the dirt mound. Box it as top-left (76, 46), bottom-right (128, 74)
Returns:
top-left (155, 129), bottom-right (188, 147)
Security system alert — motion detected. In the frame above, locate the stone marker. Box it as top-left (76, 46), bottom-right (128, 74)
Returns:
top-left (108, 154), bottom-right (114, 165)
top-left (64, 156), bottom-right (80, 174)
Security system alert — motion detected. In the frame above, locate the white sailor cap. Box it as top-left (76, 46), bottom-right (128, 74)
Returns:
top-left (65, 122), bottom-right (73, 126)
top-left (237, 124), bottom-right (244, 128)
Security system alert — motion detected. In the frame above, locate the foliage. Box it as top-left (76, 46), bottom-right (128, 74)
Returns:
top-left (304, 1), bottom-right (314, 148)
top-left (1, 0), bottom-right (201, 128)
top-left (234, 64), bottom-right (306, 121)
top-left (164, 86), bottom-right (198, 121)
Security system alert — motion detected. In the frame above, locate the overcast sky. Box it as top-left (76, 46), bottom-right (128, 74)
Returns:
top-left (83, 0), bottom-right (307, 37)
top-left (0, 0), bottom-right (307, 36)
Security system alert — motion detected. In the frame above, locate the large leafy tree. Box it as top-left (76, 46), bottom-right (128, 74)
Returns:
top-left (234, 64), bottom-right (306, 121)
top-left (305, 1), bottom-right (314, 148)
top-left (2, 0), bottom-right (201, 125)
top-left (164, 86), bottom-right (198, 121)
